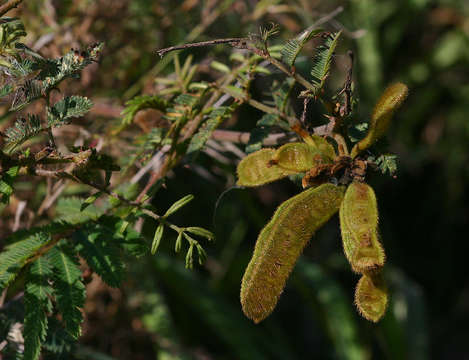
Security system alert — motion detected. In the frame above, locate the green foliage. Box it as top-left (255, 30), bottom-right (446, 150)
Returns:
top-left (47, 95), bottom-right (93, 127)
top-left (3, 114), bottom-right (42, 153)
top-left (0, 231), bottom-right (52, 291)
top-left (120, 94), bottom-right (168, 128)
top-left (74, 223), bottom-right (125, 288)
top-left (48, 245), bottom-right (86, 339)
top-left (310, 31), bottom-right (342, 95)
top-left (281, 28), bottom-right (322, 67)
top-left (24, 257), bottom-right (53, 360)
top-left (0, 164), bottom-right (19, 203)
top-left (187, 106), bottom-right (234, 155)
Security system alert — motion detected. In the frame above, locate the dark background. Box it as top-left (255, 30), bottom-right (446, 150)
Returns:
top-left (6, 0), bottom-right (469, 359)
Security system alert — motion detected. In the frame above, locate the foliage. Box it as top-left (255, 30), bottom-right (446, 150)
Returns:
top-left (1, 0), bottom-right (468, 359)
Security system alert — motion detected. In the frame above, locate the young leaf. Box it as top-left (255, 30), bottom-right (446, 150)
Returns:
top-left (351, 83), bottom-right (408, 158)
top-left (281, 28), bottom-right (322, 67)
top-left (354, 273), bottom-right (388, 322)
top-left (241, 183), bottom-right (345, 323)
top-left (24, 257), bottom-right (53, 360)
top-left (164, 194), bottom-right (194, 217)
top-left (151, 223), bottom-right (164, 255)
top-left (310, 31), bottom-right (342, 95)
top-left (185, 227), bottom-right (215, 241)
top-left (80, 192), bottom-right (103, 212)
top-left (237, 148), bottom-right (297, 187)
top-left (175, 232), bottom-right (183, 253)
top-left (47, 96), bottom-right (93, 127)
top-left (339, 182), bottom-right (385, 273)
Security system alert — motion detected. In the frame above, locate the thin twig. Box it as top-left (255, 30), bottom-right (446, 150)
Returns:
top-left (156, 38), bottom-right (247, 57)
top-left (0, 0), bottom-right (23, 17)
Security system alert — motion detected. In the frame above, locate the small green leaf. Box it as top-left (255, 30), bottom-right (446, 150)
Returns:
top-left (195, 244), bottom-right (207, 265)
top-left (164, 194), bottom-right (194, 217)
top-left (185, 227), bottom-right (215, 241)
top-left (175, 232), bottom-right (183, 253)
top-left (151, 223), bottom-right (164, 255)
top-left (210, 60), bottom-right (230, 73)
top-left (47, 96), bottom-right (93, 127)
top-left (185, 243), bottom-right (194, 269)
top-left (80, 192), bottom-right (103, 212)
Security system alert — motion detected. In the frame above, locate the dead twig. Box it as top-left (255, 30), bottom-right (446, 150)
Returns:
top-left (0, 0), bottom-right (23, 17)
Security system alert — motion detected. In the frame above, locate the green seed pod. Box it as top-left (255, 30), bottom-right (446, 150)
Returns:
top-left (237, 148), bottom-right (296, 187)
top-left (309, 135), bottom-right (336, 160)
top-left (351, 82), bottom-right (408, 158)
top-left (241, 183), bottom-right (345, 323)
top-left (272, 142), bottom-right (327, 172)
top-left (339, 182), bottom-right (385, 273)
top-left (354, 273), bottom-right (388, 322)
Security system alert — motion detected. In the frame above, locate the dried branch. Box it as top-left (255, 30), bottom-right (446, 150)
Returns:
top-left (156, 38), bottom-right (247, 57)
top-left (0, 0), bottom-right (23, 17)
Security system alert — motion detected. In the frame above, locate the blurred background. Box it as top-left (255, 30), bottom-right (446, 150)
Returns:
top-left (5, 0), bottom-right (469, 359)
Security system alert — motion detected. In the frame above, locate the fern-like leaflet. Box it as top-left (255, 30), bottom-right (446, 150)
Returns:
top-left (281, 28), bottom-right (322, 67)
top-left (24, 257), bottom-right (54, 360)
top-left (310, 31), bottom-right (342, 95)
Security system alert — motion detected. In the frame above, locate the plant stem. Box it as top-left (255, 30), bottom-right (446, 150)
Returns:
top-left (0, 0), bottom-right (23, 16)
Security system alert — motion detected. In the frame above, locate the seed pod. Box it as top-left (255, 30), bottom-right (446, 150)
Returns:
top-left (241, 183), bottom-right (345, 323)
top-left (355, 273), bottom-right (388, 322)
top-left (309, 135), bottom-right (336, 160)
top-left (237, 148), bottom-right (296, 187)
top-left (351, 82), bottom-right (408, 158)
top-left (272, 142), bottom-right (327, 172)
top-left (340, 182), bottom-right (385, 273)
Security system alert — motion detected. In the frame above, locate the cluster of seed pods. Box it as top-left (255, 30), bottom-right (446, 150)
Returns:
top-left (236, 83), bottom-right (408, 323)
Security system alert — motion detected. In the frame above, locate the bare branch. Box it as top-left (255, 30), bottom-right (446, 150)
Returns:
top-left (0, 0), bottom-right (24, 17)
top-left (156, 38), bottom-right (248, 57)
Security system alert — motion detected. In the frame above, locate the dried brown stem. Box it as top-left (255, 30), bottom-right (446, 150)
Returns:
top-left (156, 38), bottom-right (248, 57)
top-left (0, 0), bottom-right (23, 16)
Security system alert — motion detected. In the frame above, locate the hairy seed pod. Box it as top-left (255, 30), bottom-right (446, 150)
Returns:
top-left (241, 183), bottom-right (345, 323)
top-left (237, 148), bottom-right (296, 187)
top-left (351, 82), bottom-right (408, 158)
top-left (309, 135), bottom-right (336, 160)
top-left (355, 273), bottom-right (388, 322)
top-left (340, 182), bottom-right (385, 273)
top-left (272, 142), bottom-right (328, 172)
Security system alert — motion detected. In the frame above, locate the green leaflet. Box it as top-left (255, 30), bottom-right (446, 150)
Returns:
top-left (0, 232), bottom-right (51, 291)
top-left (281, 28), bottom-right (323, 67)
top-left (272, 142), bottom-right (325, 172)
top-left (310, 31), bottom-right (342, 95)
top-left (340, 182), bottom-right (385, 273)
top-left (351, 83), bottom-right (408, 158)
top-left (47, 96), bottom-right (93, 127)
top-left (48, 246), bottom-right (85, 339)
top-left (354, 273), bottom-right (388, 323)
top-left (24, 257), bottom-right (53, 360)
top-left (240, 183), bottom-right (345, 323)
top-left (237, 148), bottom-right (297, 187)
top-left (3, 114), bottom-right (42, 153)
